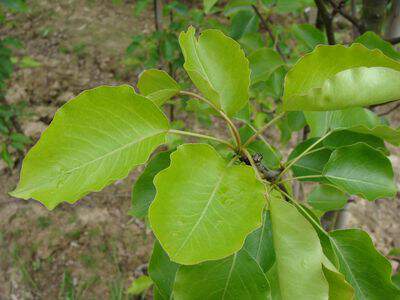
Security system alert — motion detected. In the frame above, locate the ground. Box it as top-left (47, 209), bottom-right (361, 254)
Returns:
top-left (0, 0), bottom-right (399, 299)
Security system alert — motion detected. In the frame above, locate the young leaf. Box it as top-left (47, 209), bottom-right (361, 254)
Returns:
top-left (137, 69), bottom-right (180, 106)
top-left (292, 24), bottom-right (327, 50)
top-left (149, 143), bottom-right (265, 265)
top-left (323, 143), bottom-right (396, 201)
top-left (149, 241), bottom-right (179, 299)
top-left (305, 107), bottom-right (381, 138)
top-left (244, 210), bottom-right (275, 272)
top-left (355, 31), bottom-right (400, 61)
top-left (126, 275), bottom-right (153, 295)
top-left (269, 192), bottom-right (329, 299)
top-left (307, 184), bottom-right (348, 213)
top-left (288, 138), bottom-right (332, 181)
top-left (179, 27), bottom-right (250, 116)
top-left (11, 85), bottom-right (169, 209)
top-left (130, 150), bottom-right (171, 219)
top-left (173, 249), bottom-right (270, 300)
top-left (330, 229), bottom-right (400, 299)
top-left (283, 44), bottom-right (400, 111)
top-left (248, 48), bottom-right (285, 85)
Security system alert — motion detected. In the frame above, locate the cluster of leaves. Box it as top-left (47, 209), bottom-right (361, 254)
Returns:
top-left (11, 21), bottom-right (400, 298)
top-left (0, 1), bottom-right (31, 168)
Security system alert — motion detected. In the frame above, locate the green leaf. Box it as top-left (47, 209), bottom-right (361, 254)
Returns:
top-left (323, 130), bottom-right (387, 153)
top-left (248, 48), bottom-right (285, 85)
top-left (308, 184), bottom-right (347, 212)
top-left (1, 143), bottom-right (13, 168)
top-left (179, 27), bottom-right (250, 116)
top-left (269, 192), bottom-right (329, 299)
top-left (244, 210), bottom-right (275, 272)
top-left (292, 24), bottom-right (326, 50)
top-left (393, 273), bottom-right (400, 289)
top-left (130, 150), bottom-right (171, 219)
top-left (330, 229), bottom-right (400, 299)
top-left (149, 143), bottom-right (265, 265)
top-left (283, 44), bottom-right (400, 111)
top-left (322, 257), bottom-right (355, 300)
top-left (304, 107), bottom-right (381, 138)
top-left (229, 10), bottom-right (259, 40)
top-left (126, 275), bottom-right (153, 295)
top-left (323, 143), bottom-right (396, 201)
top-left (149, 241), bottom-right (179, 299)
top-left (349, 124), bottom-right (400, 146)
top-left (173, 249), bottom-right (270, 299)
top-left (138, 69), bottom-right (180, 106)
top-left (203, 0), bottom-right (218, 13)
top-left (355, 31), bottom-right (400, 61)
top-left (11, 85), bottom-right (169, 209)
top-left (288, 138), bottom-right (332, 181)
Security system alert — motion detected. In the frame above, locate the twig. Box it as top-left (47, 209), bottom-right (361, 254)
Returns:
top-left (314, 0), bottom-right (336, 44)
top-left (386, 36), bottom-right (400, 44)
top-left (378, 102), bottom-right (400, 116)
top-left (326, 0), bottom-right (364, 32)
top-left (251, 5), bottom-right (287, 62)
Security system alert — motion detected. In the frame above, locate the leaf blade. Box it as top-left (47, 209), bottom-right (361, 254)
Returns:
top-left (11, 85), bottom-right (169, 209)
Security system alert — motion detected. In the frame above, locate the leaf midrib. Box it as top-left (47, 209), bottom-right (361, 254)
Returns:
top-left (173, 171), bottom-right (225, 258)
top-left (15, 130), bottom-right (167, 195)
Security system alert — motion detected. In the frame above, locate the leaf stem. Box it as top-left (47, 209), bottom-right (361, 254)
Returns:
top-left (278, 131), bottom-right (332, 180)
top-left (276, 174), bottom-right (325, 185)
top-left (168, 129), bottom-right (235, 149)
top-left (179, 91), bottom-right (242, 150)
top-left (243, 113), bottom-right (285, 147)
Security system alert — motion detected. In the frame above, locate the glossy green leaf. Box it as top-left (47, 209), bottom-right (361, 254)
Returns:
top-left (126, 275), bottom-right (153, 295)
top-left (138, 69), bottom-right (180, 106)
top-left (11, 85), bottom-right (169, 209)
top-left (149, 143), bottom-right (265, 265)
top-left (149, 240), bottom-right (179, 299)
top-left (308, 184), bottom-right (348, 212)
top-left (248, 48), bottom-right (285, 85)
top-left (288, 138), bottom-right (332, 181)
top-left (355, 31), bottom-right (400, 61)
top-left (179, 27), bottom-right (250, 116)
top-left (173, 249), bottom-right (270, 300)
top-left (269, 192), bottom-right (329, 299)
top-left (323, 143), bottom-right (396, 201)
top-left (330, 229), bottom-right (400, 299)
top-left (130, 150), bottom-right (171, 219)
top-left (244, 210), bottom-right (275, 272)
top-left (323, 130), bottom-right (387, 153)
top-left (292, 24), bottom-right (326, 50)
top-left (283, 44), bottom-right (400, 111)
top-left (305, 107), bottom-right (381, 138)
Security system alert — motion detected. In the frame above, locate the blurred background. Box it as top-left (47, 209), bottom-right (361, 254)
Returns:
top-left (0, 0), bottom-right (399, 299)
